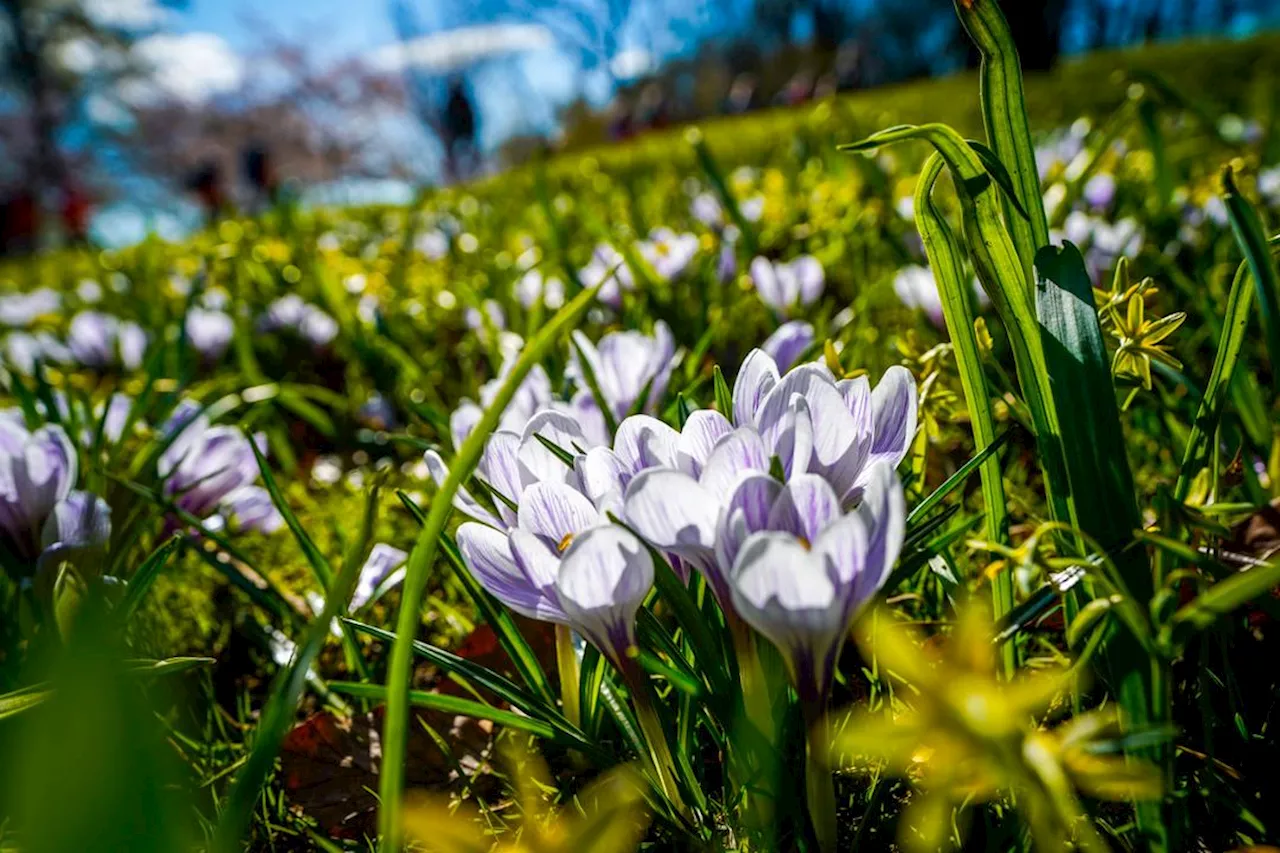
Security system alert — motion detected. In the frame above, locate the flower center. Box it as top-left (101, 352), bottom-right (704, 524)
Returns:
top-left (557, 533), bottom-right (575, 553)
top-left (798, 536), bottom-right (811, 551)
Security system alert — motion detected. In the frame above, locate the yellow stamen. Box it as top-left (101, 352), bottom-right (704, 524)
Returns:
top-left (557, 533), bottom-right (575, 552)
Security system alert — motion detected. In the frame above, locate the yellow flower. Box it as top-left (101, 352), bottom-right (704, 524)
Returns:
top-left (402, 743), bottom-right (650, 853)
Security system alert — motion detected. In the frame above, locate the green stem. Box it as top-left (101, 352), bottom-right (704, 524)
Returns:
top-left (555, 624), bottom-right (580, 727)
top-left (803, 703), bottom-right (837, 853)
top-left (628, 674), bottom-right (689, 818)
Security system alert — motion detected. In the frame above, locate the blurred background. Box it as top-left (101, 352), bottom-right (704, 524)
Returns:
top-left (0, 0), bottom-right (1276, 250)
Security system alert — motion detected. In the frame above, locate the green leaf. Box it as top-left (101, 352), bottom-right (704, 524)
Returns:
top-left (1172, 557), bottom-right (1280, 640)
top-left (1175, 260), bottom-right (1256, 500)
top-left (966, 139), bottom-right (1031, 223)
top-left (328, 682), bottom-right (559, 740)
top-left (116, 534), bottom-right (184, 622)
top-left (713, 365), bottom-right (733, 421)
top-left (1222, 167), bottom-right (1280, 384)
top-left (248, 437), bottom-right (333, 587)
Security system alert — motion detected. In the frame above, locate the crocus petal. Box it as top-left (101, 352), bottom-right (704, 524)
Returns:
top-left (761, 321), bottom-right (814, 372)
top-left (555, 525), bottom-right (653, 665)
top-left (730, 531), bottom-right (846, 703)
top-left (715, 472), bottom-right (782, 574)
top-left (750, 256), bottom-right (785, 312)
top-left (675, 409), bottom-right (732, 477)
top-left (517, 481), bottom-right (600, 550)
top-left (40, 490), bottom-right (111, 552)
top-left (350, 543), bottom-right (408, 611)
top-left (623, 468), bottom-right (717, 555)
top-left (849, 461), bottom-right (906, 609)
top-left (518, 410), bottom-right (587, 487)
top-left (449, 402), bottom-right (483, 452)
top-left (869, 366), bottom-right (918, 470)
top-left (576, 447), bottom-right (629, 515)
top-left (423, 449), bottom-right (505, 529)
top-left (792, 256), bottom-right (825, 305)
top-left (698, 428), bottom-right (770, 502)
top-left (614, 414), bottom-right (679, 474)
top-left (458, 522), bottom-right (567, 623)
top-left (767, 473), bottom-right (842, 543)
top-left (732, 348), bottom-right (780, 427)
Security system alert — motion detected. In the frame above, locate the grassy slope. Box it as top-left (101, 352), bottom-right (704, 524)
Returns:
top-left (518, 32), bottom-right (1280, 180)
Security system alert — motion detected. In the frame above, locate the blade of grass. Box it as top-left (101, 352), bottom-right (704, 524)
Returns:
top-left (378, 285), bottom-right (599, 851)
top-left (915, 150), bottom-right (1014, 674)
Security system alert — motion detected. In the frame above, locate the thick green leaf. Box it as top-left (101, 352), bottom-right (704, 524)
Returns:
top-left (1222, 168), bottom-right (1280, 383)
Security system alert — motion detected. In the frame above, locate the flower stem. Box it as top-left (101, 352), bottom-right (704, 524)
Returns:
top-left (803, 703), bottom-right (837, 853)
top-left (727, 615), bottom-right (780, 835)
top-left (555, 624), bottom-right (580, 726)
top-left (629, 675), bottom-right (690, 819)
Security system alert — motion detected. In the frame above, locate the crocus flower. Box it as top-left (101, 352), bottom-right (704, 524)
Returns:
top-left (299, 305), bottom-right (339, 347)
top-left (465, 299), bottom-right (507, 334)
top-left (0, 288), bottom-right (60, 327)
top-left (351, 543), bottom-right (408, 611)
top-left (729, 463), bottom-right (904, 703)
top-left (3, 332), bottom-right (71, 374)
top-left (159, 421), bottom-right (281, 533)
top-left (262, 295), bottom-right (307, 330)
top-left (750, 255), bottom-right (824, 316)
top-left (1082, 173), bottom-right (1116, 211)
top-left (639, 228), bottom-right (699, 282)
top-left (220, 486), bottom-right (283, 534)
top-left (893, 265), bottom-right (989, 330)
top-left (446, 341), bottom-right (556, 447)
top-left (580, 243), bottom-right (634, 309)
top-left (39, 490), bottom-right (112, 569)
top-left (761, 321), bottom-right (814, 371)
top-left (692, 192), bottom-right (722, 227)
top-left (456, 492), bottom-right (652, 667)
top-left (186, 308), bottom-right (235, 360)
top-left (569, 321), bottom-right (675, 424)
top-left (67, 311), bottom-right (146, 370)
top-left (1259, 165), bottom-right (1280, 206)
top-left (731, 349), bottom-right (918, 500)
top-left (0, 421), bottom-right (77, 558)
top-left (514, 270), bottom-right (565, 309)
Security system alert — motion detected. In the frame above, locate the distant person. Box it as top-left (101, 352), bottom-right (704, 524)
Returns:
top-left (187, 162), bottom-right (229, 225)
top-left (243, 144), bottom-right (279, 213)
top-left (442, 77), bottom-right (478, 182)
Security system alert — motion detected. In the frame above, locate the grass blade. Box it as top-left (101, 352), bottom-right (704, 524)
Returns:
top-left (378, 284), bottom-right (600, 851)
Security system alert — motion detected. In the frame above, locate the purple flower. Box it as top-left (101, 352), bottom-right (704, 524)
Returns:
top-left (446, 343), bottom-right (556, 447)
top-left (1083, 173), bottom-right (1116, 211)
top-left (262, 295), bottom-right (307, 331)
top-left (639, 228), bottom-right (699, 282)
top-left (761, 321), bottom-right (814, 371)
top-left (0, 288), bottom-right (60, 328)
top-left (514, 270), bottom-right (565, 309)
top-left (729, 463), bottom-right (904, 703)
top-left (186, 308), bottom-right (235, 360)
top-left (893, 265), bottom-right (989, 330)
top-left (0, 421), bottom-right (77, 558)
top-left (580, 244), bottom-right (633, 309)
top-left (570, 321), bottom-right (675, 424)
top-left (3, 332), bottom-right (71, 375)
top-left (67, 311), bottom-right (146, 370)
top-left (299, 306), bottom-right (339, 347)
top-left (350, 543), bottom-right (408, 611)
top-left (160, 422), bottom-right (280, 533)
top-left (219, 486), bottom-right (284, 534)
top-left (750, 255), bottom-right (824, 316)
top-left (39, 490), bottom-right (112, 569)
top-left (691, 193), bottom-right (723, 228)
top-left (465, 299), bottom-right (507, 334)
top-left (455, 488), bottom-right (651, 666)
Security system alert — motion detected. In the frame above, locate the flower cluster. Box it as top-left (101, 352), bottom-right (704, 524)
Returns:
top-left (441, 343), bottom-right (915, 706)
